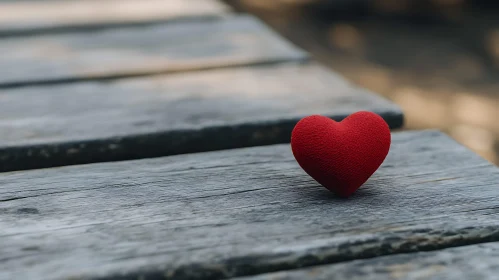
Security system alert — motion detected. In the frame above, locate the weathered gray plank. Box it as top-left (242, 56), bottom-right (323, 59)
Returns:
top-left (232, 243), bottom-right (499, 280)
top-left (1, 131), bottom-right (499, 280)
top-left (0, 0), bottom-right (231, 35)
top-left (0, 62), bottom-right (403, 172)
top-left (0, 15), bottom-right (308, 87)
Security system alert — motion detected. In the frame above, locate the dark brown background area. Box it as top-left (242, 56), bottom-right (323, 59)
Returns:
top-left (223, 0), bottom-right (499, 165)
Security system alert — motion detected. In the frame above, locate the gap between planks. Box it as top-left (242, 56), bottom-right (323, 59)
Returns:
top-left (0, 62), bottom-right (403, 172)
top-left (0, 57), bottom-right (309, 90)
top-left (0, 15), bottom-right (308, 88)
top-left (0, 0), bottom-right (233, 37)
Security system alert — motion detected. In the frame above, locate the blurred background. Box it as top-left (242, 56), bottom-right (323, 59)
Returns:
top-left (223, 0), bottom-right (499, 165)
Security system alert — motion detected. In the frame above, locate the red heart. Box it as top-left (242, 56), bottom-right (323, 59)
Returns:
top-left (291, 111), bottom-right (391, 197)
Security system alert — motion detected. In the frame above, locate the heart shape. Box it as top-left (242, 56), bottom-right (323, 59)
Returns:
top-left (291, 111), bottom-right (391, 197)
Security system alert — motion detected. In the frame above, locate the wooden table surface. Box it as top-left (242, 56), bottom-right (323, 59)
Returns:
top-left (233, 243), bottom-right (499, 280)
top-left (0, 15), bottom-right (309, 87)
top-left (0, 62), bottom-right (401, 172)
top-left (0, 0), bottom-right (497, 280)
top-left (2, 130), bottom-right (499, 280)
top-left (0, 0), bottom-right (231, 35)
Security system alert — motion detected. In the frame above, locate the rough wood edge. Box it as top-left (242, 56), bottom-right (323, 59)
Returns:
top-left (229, 242), bottom-right (499, 280)
top-left (0, 109), bottom-right (403, 173)
top-left (92, 216), bottom-right (499, 280)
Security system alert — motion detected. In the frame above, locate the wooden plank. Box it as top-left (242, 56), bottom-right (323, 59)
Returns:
top-left (0, 15), bottom-right (308, 87)
top-left (231, 243), bottom-right (499, 280)
top-left (1, 130), bottom-right (499, 280)
top-left (0, 62), bottom-right (403, 172)
top-left (0, 0), bottom-right (231, 35)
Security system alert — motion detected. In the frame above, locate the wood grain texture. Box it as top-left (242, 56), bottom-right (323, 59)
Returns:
top-left (0, 15), bottom-right (308, 87)
top-left (1, 131), bottom-right (499, 280)
top-left (0, 0), bottom-right (231, 36)
top-left (0, 62), bottom-right (403, 172)
top-left (232, 243), bottom-right (499, 280)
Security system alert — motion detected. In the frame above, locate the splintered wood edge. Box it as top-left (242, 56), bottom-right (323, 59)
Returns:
top-left (230, 243), bottom-right (499, 280)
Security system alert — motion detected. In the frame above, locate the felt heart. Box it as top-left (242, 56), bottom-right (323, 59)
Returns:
top-left (291, 111), bottom-right (391, 197)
